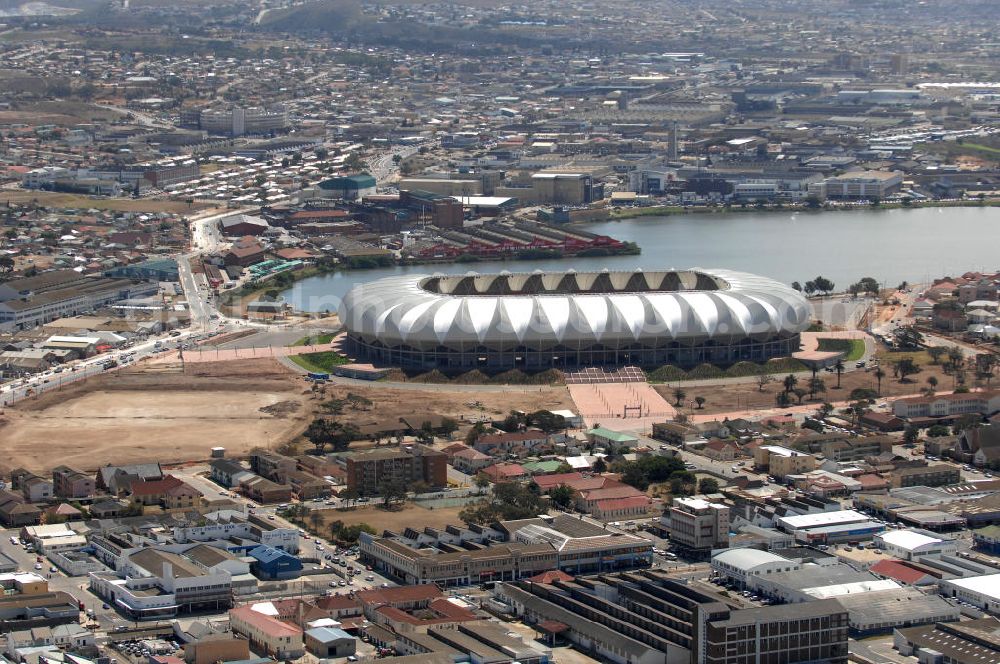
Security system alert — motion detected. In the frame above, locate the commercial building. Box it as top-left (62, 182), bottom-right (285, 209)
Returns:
top-left (497, 570), bottom-right (848, 664)
top-left (0, 270), bottom-right (152, 331)
top-left (345, 445), bottom-right (447, 496)
top-left (776, 510), bottom-right (884, 544)
top-left (88, 544), bottom-right (239, 620)
top-left (340, 269), bottom-right (810, 370)
top-left (667, 497), bottom-right (730, 555)
top-left (711, 549), bottom-right (801, 589)
top-left (304, 627), bottom-right (355, 658)
top-left (196, 105), bottom-right (290, 137)
top-left (360, 515), bottom-right (652, 587)
top-left (874, 529), bottom-right (958, 560)
top-left (808, 171), bottom-right (903, 200)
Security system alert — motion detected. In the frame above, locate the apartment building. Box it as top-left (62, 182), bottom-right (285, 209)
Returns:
top-left (667, 497), bottom-right (730, 554)
top-left (892, 390), bottom-right (1000, 419)
top-left (51, 466), bottom-right (95, 499)
top-left (196, 105), bottom-right (290, 137)
top-left (249, 450), bottom-right (298, 481)
top-left (229, 604), bottom-right (304, 659)
top-left (11, 469), bottom-right (53, 503)
top-left (890, 464), bottom-right (962, 488)
top-left (345, 445), bottom-right (447, 496)
top-left (753, 446), bottom-right (817, 478)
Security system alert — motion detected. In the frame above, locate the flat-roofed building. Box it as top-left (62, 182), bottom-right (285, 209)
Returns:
top-left (667, 497), bottom-right (730, 555)
top-left (499, 570), bottom-right (848, 664)
top-left (345, 445), bottom-right (446, 496)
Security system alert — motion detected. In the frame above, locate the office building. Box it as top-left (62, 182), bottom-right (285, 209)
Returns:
top-left (498, 570), bottom-right (848, 664)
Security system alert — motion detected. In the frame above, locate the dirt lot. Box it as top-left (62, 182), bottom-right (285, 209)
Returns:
top-left (313, 382), bottom-right (574, 436)
top-left (316, 504), bottom-right (467, 534)
top-left (0, 359), bottom-right (311, 473)
top-left (0, 354), bottom-right (573, 473)
top-left (0, 191), bottom-right (213, 213)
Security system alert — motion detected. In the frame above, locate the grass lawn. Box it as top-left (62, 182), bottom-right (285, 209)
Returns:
top-left (816, 338), bottom-right (866, 362)
top-left (291, 333), bottom-right (336, 346)
top-left (289, 350), bottom-right (350, 373)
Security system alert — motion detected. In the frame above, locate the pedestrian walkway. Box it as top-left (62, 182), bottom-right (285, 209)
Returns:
top-left (568, 379), bottom-right (675, 432)
top-left (150, 342), bottom-right (339, 364)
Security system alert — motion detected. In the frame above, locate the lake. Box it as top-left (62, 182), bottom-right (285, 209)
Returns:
top-left (281, 205), bottom-right (1000, 313)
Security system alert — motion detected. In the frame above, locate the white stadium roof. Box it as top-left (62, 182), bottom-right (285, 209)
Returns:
top-left (339, 268), bottom-right (810, 351)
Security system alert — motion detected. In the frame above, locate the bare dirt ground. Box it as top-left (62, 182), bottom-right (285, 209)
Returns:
top-left (313, 382), bottom-right (575, 434)
top-left (0, 354), bottom-right (573, 473)
top-left (0, 359), bottom-right (312, 473)
top-left (316, 504), bottom-right (467, 534)
top-left (0, 191), bottom-right (212, 213)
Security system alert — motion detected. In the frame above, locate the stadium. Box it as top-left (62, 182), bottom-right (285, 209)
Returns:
top-left (338, 268), bottom-right (811, 371)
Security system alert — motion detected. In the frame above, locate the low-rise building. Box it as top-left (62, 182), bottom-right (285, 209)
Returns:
top-left (893, 390), bottom-right (1000, 419)
top-left (874, 529), bottom-right (958, 560)
top-left (52, 466), bottom-right (95, 499)
top-left (229, 604), bottom-right (304, 659)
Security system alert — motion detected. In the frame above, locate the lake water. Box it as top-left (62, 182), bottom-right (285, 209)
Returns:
top-left (281, 205), bottom-right (1000, 313)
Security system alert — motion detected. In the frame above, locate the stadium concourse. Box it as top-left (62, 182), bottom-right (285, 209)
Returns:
top-left (565, 366), bottom-right (675, 431)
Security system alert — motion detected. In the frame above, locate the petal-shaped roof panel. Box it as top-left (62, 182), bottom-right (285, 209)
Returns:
top-left (339, 268), bottom-right (810, 351)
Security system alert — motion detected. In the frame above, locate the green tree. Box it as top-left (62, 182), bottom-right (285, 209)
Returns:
top-left (874, 367), bottom-right (886, 395)
top-left (808, 377), bottom-right (826, 400)
top-left (894, 358), bottom-right (921, 382)
top-left (694, 396), bottom-right (706, 409)
top-left (756, 373), bottom-right (775, 392)
top-left (698, 477), bottom-right (720, 494)
top-left (304, 419), bottom-right (360, 453)
top-left (903, 425), bottom-right (919, 446)
top-left (549, 484), bottom-right (577, 509)
top-left (927, 347), bottom-right (946, 365)
top-left (672, 387), bottom-right (687, 406)
top-left (381, 482), bottom-right (408, 509)
top-left (474, 473), bottom-right (491, 494)
top-left (783, 374), bottom-right (798, 394)
top-left (792, 387), bottom-right (807, 404)
top-left (465, 421), bottom-right (488, 446)
top-left (592, 457), bottom-right (607, 473)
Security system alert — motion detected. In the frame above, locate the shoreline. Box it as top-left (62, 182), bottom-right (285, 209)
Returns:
top-left (593, 198), bottom-right (1000, 222)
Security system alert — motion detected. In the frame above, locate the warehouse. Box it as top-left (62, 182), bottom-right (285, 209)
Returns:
top-left (776, 510), bottom-right (884, 544)
top-left (940, 574), bottom-right (1000, 614)
top-left (710, 549), bottom-right (800, 589)
top-left (874, 529), bottom-right (958, 561)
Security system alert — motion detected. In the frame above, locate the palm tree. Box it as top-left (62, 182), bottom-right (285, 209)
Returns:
top-left (783, 374), bottom-right (798, 394)
top-left (874, 367), bottom-right (885, 395)
top-left (834, 358), bottom-right (845, 389)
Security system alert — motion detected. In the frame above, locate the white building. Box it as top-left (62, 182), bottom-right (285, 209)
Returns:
top-left (874, 529), bottom-right (958, 561)
top-left (940, 574), bottom-right (1000, 614)
top-left (667, 497), bottom-right (730, 553)
top-left (711, 549), bottom-right (800, 588)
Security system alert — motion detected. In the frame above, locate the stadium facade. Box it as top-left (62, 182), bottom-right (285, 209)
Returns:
top-left (338, 268), bottom-right (810, 370)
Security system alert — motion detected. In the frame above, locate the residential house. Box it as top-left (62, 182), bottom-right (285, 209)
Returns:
top-left (481, 463), bottom-right (529, 483)
top-left (702, 439), bottom-right (740, 461)
top-left (240, 475), bottom-right (293, 504)
top-left (652, 421), bottom-right (702, 446)
top-left (52, 466), bottom-right (95, 499)
top-left (473, 431), bottom-right (549, 455)
top-left (449, 447), bottom-right (494, 475)
top-left (11, 469), bottom-right (53, 503)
